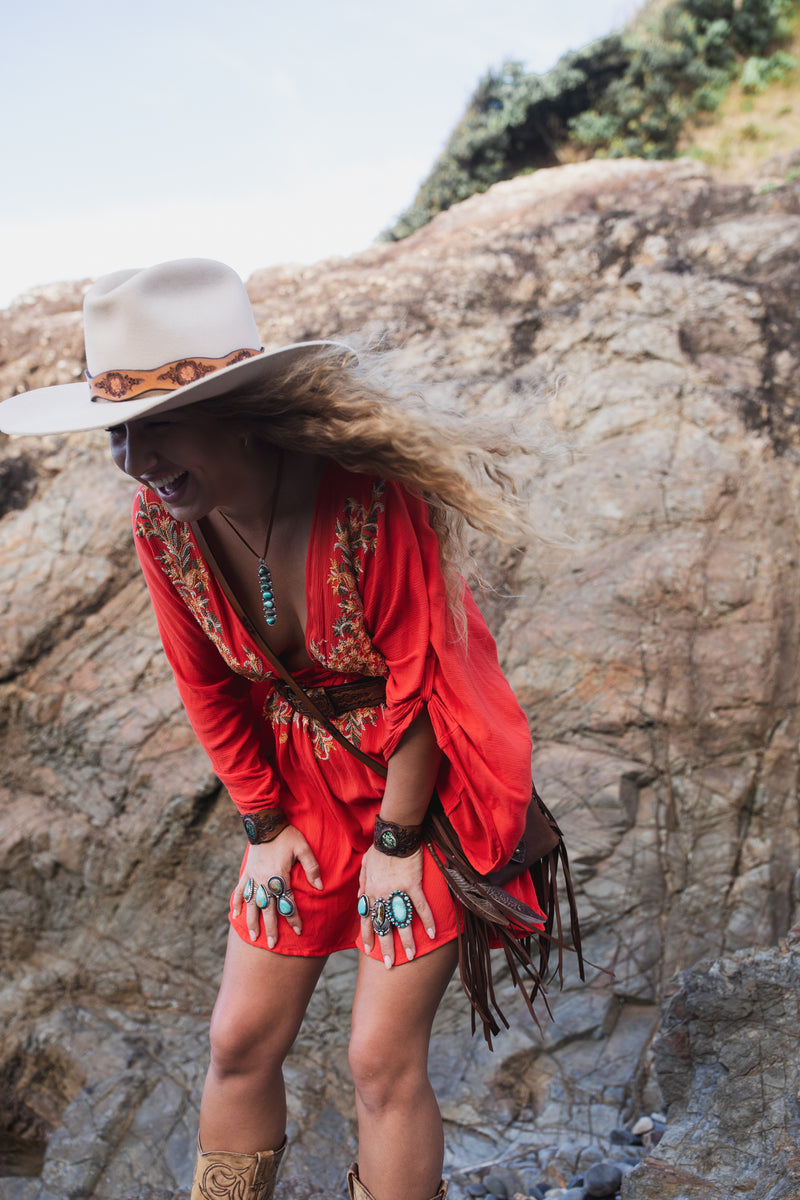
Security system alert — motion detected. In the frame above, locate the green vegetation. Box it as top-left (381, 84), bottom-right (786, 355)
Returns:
top-left (381, 0), bottom-right (799, 242)
top-left (381, 37), bottom-right (629, 242)
top-left (739, 50), bottom-right (797, 92)
top-left (571, 0), bottom-right (796, 157)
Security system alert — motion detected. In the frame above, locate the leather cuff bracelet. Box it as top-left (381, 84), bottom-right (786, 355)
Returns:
top-left (374, 816), bottom-right (423, 857)
top-left (242, 807), bottom-right (289, 845)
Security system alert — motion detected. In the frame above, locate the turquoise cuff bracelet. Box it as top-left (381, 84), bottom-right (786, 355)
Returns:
top-left (242, 807), bottom-right (289, 845)
top-left (374, 816), bottom-right (423, 857)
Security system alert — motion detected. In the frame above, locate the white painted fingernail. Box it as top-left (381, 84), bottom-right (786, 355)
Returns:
top-left (427, 927), bottom-right (436, 939)
top-left (405, 946), bottom-right (415, 961)
top-left (363, 943), bottom-right (370, 954)
top-left (267, 936), bottom-right (276, 949)
top-left (384, 956), bottom-right (392, 970)
top-left (249, 930), bottom-right (257, 942)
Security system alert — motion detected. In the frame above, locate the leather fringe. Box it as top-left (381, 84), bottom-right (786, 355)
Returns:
top-left (424, 791), bottom-right (585, 1048)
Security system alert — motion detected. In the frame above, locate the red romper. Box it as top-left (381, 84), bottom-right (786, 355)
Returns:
top-left (132, 460), bottom-right (545, 961)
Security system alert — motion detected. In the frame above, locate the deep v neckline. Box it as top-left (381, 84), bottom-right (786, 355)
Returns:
top-left (193, 458), bottom-right (331, 673)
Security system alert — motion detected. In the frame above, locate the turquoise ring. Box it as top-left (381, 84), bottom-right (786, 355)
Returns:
top-left (243, 877), bottom-right (255, 904)
top-left (357, 894), bottom-right (370, 919)
top-left (267, 874), bottom-right (295, 918)
top-left (388, 890), bottom-right (413, 929)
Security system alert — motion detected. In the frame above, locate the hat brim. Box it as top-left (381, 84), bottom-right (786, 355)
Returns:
top-left (0, 340), bottom-right (353, 436)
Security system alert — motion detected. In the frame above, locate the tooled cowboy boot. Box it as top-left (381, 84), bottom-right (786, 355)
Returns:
top-left (191, 1137), bottom-right (286, 1199)
top-left (347, 1162), bottom-right (447, 1199)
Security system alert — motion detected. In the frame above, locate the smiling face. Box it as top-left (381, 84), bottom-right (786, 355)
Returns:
top-left (108, 408), bottom-right (251, 522)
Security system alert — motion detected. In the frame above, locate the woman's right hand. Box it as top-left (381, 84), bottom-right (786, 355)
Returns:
top-left (231, 825), bottom-right (322, 947)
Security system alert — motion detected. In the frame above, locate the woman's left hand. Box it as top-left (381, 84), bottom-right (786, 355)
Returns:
top-left (358, 844), bottom-right (436, 967)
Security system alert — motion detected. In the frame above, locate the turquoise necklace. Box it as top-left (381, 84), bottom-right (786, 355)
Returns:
top-left (218, 452), bottom-right (283, 628)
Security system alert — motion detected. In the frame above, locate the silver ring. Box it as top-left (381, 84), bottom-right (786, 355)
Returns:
top-left (265, 875), bottom-right (295, 918)
top-left (371, 897), bottom-right (392, 937)
top-left (388, 890), bottom-right (413, 929)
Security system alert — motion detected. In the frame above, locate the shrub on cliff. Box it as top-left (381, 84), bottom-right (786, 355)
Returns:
top-left (382, 37), bottom-right (630, 242)
top-left (570, 0), bottom-right (797, 158)
top-left (381, 0), bottom-right (798, 242)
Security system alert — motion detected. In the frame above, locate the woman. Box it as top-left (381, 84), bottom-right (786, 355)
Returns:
top-left (0, 259), bottom-right (546, 1200)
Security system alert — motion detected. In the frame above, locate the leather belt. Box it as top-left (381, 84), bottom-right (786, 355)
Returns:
top-left (273, 676), bottom-right (387, 720)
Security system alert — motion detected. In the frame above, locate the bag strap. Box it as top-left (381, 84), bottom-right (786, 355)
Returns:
top-left (190, 518), bottom-right (389, 779)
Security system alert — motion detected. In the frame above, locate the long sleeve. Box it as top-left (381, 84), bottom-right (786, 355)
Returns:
top-left (133, 490), bottom-right (289, 814)
top-left (310, 469), bottom-right (533, 874)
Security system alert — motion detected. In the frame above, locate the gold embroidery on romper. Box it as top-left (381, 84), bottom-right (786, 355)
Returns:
top-left (134, 490), bottom-right (268, 682)
top-left (309, 481), bottom-right (388, 679)
top-left (135, 482), bottom-right (389, 760)
top-left (284, 480), bottom-right (388, 757)
top-left (263, 689), bottom-right (382, 761)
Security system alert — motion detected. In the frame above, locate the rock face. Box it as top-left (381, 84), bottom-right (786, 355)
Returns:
top-left (623, 936), bottom-right (800, 1200)
top-left (1, 157), bottom-right (800, 1197)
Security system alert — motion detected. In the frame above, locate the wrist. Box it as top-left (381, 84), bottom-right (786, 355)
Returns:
top-left (242, 807), bottom-right (289, 844)
top-left (373, 815), bottom-right (423, 857)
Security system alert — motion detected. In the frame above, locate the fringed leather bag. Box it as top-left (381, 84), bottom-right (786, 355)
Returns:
top-left (423, 787), bottom-right (584, 1045)
top-left (193, 517), bottom-right (585, 1045)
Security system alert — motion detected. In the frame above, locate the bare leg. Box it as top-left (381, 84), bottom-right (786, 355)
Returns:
top-left (199, 926), bottom-right (327, 1153)
top-left (349, 941), bottom-right (458, 1200)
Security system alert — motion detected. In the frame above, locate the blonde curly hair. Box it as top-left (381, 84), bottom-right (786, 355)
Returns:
top-left (194, 347), bottom-right (538, 615)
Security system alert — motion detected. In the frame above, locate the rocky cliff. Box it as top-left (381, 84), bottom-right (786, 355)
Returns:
top-left (1, 156), bottom-right (799, 1199)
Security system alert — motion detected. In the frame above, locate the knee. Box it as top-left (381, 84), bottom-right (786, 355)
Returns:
top-left (208, 999), bottom-right (289, 1082)
top-left (348, 1024), bottom-right (425, 1113)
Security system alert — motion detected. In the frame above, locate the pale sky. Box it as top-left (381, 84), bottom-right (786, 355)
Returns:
top-left (2, 0), bottom-right (639, 308)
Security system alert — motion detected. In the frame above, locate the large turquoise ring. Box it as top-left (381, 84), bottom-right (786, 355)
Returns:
top-left (243, 877), bottom-right (255, 904)
top-left (357, 894), bottom-right (370, 919)
top-left (388, 890), bottom-right (413, 929)
top-left (267, 875), bottom-right (295, 918)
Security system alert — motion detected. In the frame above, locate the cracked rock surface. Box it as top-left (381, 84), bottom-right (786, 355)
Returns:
top-left (1, 158), bottom-right (799, 1197)
top-left (623, 936), bottom-right (800, 1200)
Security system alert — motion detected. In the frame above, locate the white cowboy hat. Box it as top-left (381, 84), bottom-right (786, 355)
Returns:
top-left (0, 258), bottom-right (353, 436)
